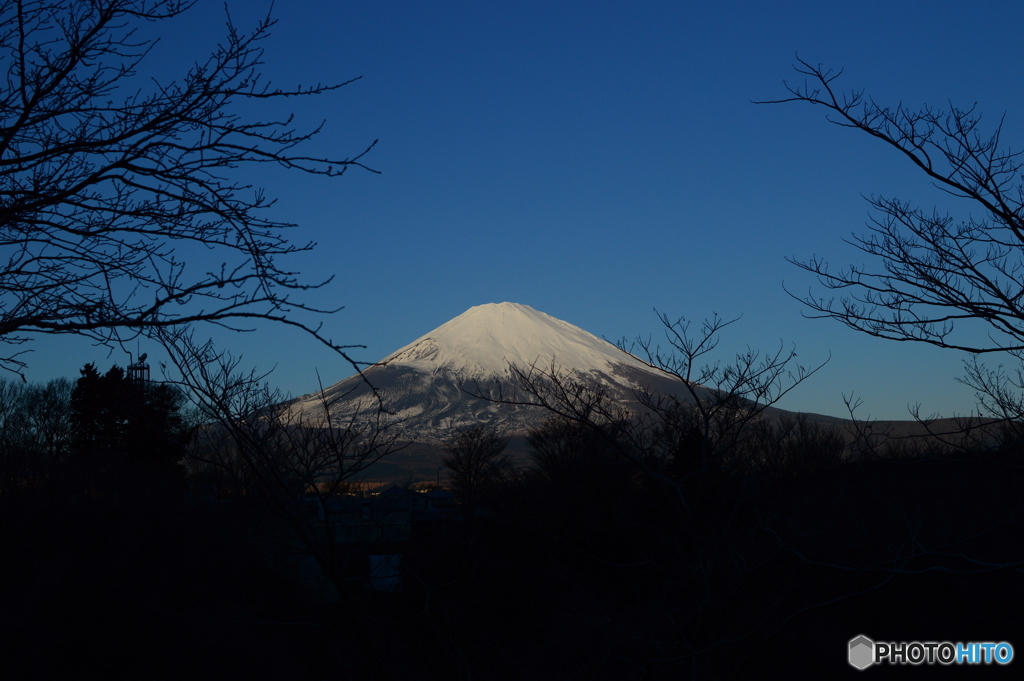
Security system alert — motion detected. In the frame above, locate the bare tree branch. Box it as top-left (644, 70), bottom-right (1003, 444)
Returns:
top-left (0, 1), bottom-right (376, 376)
top-left (759, 58), bottom-right (1024, 357)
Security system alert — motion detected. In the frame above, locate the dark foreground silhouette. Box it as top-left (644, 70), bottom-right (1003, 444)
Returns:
top-left (2, 400), bottom-right (1022, 680)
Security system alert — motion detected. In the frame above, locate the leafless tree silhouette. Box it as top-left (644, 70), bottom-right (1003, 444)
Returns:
top-left (442, 424), bottom-right (512, 506)
top-left (0, 1), bottom-right (376, 376)
top-left (761, 58), bottom-right (1024, 359)
top-left (463, 313), bottom-right (863, 676)
top-left (482, 311), bottom-right (827, 512)
top-left (163, 328), bottom-right (399, 522)
top-left (161, 328), bottom-right (403, 678)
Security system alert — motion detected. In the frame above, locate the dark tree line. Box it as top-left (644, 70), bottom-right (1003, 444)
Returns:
top-left (0, 374), bottom-right (72, 504)
top-left (0, 362), bottom-right (189, 507)
top-left (70, 362), bottom-right (190, 502)
top-left (0, 340), bottom-right (1020, 679)
top-left (0, 360), bottom-right (394, 680)
top-left (424, 386), bottom-right (1023, 678)
top-left (418, 309), bottom-right (1024, 678)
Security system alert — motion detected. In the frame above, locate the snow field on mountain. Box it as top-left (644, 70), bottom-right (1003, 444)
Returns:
top-left (379, 302), bottom-right (663, 379)
top-left (288, 302), bottom-right (683, 440)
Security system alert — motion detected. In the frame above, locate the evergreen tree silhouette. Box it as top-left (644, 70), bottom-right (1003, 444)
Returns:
top-left (70, 364), bottom-right (188, 504)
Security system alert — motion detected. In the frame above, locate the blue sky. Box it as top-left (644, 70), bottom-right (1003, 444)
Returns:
top-left (25, 0), bottom-right (1024, 420)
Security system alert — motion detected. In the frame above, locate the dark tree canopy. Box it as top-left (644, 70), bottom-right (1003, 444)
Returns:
top-left (0, 0), bottom-right (375, 375)
top-left (70, 362), bottom-right (189, 499)
top-left (763, 59), bottom-right (1024, 359)
top-left (442, 424), bottom-right (511, 504)
top-left (0, 374), bottom-right (72, 500)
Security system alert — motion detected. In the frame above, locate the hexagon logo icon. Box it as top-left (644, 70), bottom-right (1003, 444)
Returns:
top-left (849, 635), bottom-right (875, 670)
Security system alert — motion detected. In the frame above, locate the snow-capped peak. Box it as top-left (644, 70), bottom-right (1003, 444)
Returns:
top-left (290, 302), bottom-right (681, 442)
top-left (378, 302), bottom-right (658, 379)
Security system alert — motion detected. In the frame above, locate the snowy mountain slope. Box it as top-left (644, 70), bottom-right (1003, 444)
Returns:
top-left (290, 302), bottom-right (700, 440)
top-left (377, 302), bottom-right (665, 378)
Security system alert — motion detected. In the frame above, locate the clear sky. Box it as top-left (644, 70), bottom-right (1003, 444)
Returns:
top-left (23, 0), bottom-right (1024, 420)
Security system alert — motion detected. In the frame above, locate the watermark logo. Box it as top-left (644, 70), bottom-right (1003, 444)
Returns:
top-left (849, 635), bottom-right (874, 670)
top-left (848, 635), bottom-right (1014, 669)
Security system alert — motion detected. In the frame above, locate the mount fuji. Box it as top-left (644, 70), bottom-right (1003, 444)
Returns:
top-left (291, 302), bottom-right (704, 442)
top-left (289, 302), bottom-right (980, 482)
